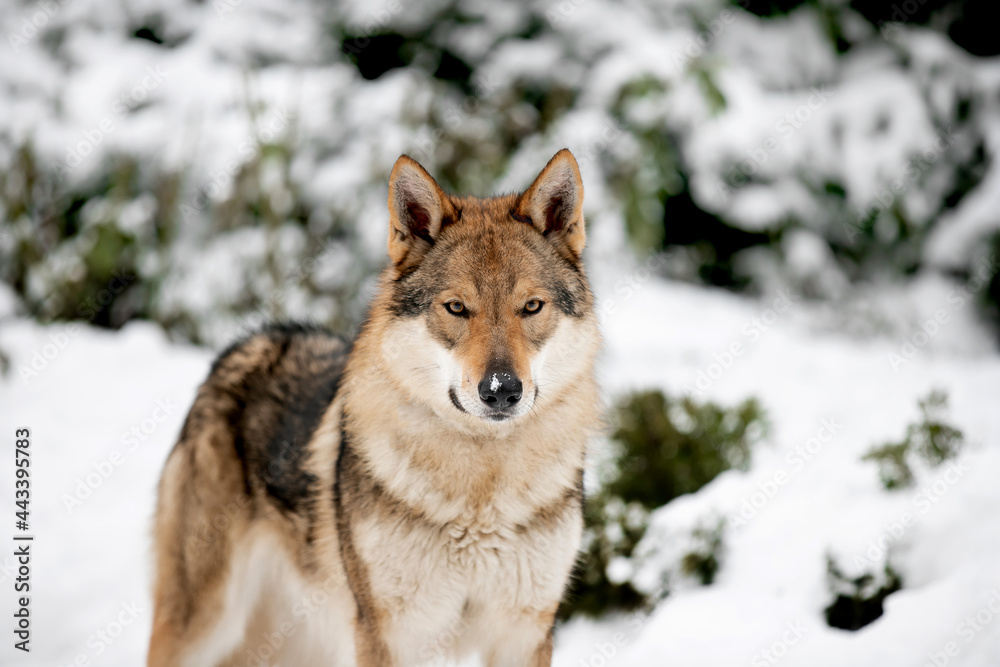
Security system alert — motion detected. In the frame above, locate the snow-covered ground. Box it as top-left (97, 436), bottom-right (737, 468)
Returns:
top-left (2, 265), bottom-right (999, 666)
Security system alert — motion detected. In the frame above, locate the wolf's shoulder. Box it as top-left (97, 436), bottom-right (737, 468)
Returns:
top-left (210, 321), bottom-right (350, 378)
top-left (200, 322), bottom-right (352, 513)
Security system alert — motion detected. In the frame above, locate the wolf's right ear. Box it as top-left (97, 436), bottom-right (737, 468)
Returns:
top-left (387, 156), bottom-right (457, 268)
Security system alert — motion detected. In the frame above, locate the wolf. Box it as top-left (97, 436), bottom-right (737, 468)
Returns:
top-left (147, 149), bottom-right (602, 666)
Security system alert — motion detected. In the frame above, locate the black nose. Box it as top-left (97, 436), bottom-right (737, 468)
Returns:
top-left (478, 369), bottom-right (522, 408)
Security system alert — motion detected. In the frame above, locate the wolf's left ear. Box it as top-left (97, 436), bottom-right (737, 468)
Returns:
top-left (387, 155), bottom-right (458, 267)
top-left (515, 148), bottom-right (586, 260)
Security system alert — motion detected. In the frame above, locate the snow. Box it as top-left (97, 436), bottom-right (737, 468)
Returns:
top-left (3, 267), bottom-right (1000, 666)
top-left (574, 268), bottom-right (1000, 667)
top-left (0, 320), bottom-right (210, 666)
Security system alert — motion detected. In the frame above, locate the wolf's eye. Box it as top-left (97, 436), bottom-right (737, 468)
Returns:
top-left (445, 301), bottom-right (466, 315)
top-left (523, 299), bottom-right (543, 314)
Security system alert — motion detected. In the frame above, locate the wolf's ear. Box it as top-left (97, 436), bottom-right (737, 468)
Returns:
top-left (515, 148), bottom-right (585, 260)
top-left (387, 155), bottom-right (457, 267)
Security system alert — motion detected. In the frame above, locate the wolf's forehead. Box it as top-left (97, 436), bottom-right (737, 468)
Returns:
top-left (452, 193), bottom-right (520, 220)
top-left (441, 226), bottom-right (549, 279)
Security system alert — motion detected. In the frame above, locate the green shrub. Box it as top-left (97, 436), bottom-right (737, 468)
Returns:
top-left (560, 390), bottom-right (766, 619)
top-left (862, 390), bottom-right (964, 490)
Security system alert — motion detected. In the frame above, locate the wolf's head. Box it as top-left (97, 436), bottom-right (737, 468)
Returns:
top-left (367, 149), bottom-right (599, 429)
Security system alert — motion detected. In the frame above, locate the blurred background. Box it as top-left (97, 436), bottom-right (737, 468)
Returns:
top-left (1, 0), bottom-right (1000, 665)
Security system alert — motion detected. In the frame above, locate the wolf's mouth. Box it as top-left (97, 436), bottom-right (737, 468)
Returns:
top-left (448, 387), bottom-right (467, 413)
top-left (448, 385), bottom-right (535, 422)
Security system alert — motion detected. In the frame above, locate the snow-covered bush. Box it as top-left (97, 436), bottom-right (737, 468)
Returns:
top-left (824, 553), bottom-right (903, 632)
top-left (4, 0), bottom-right (1000, 343)
top-left (563, 390), bottom-right (764, 618)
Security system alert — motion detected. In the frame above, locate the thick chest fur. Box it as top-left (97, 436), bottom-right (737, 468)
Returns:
top-left (367, 513), bottom-right (576, 611)
top-left (334, 425), bottom-right (585, 661)
top-left (355, 491), bottom-right (582, 607)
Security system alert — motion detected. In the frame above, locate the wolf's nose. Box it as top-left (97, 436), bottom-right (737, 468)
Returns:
top-left (478, 371), bottom-right (522, 408)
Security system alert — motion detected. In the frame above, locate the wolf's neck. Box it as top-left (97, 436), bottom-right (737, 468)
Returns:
top-left (340, 379), bottom-right (596, 526)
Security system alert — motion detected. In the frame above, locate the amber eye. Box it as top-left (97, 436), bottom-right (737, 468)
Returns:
top-left (445, 301), bottom-right (466, 315)
top-left (523, 299), bottom-right (543, 314)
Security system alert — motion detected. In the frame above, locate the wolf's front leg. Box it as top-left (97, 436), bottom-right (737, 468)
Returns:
top-left (352, 614), bottom-right (395, 667)
top-left (483, 608), bottom-right (557, 667)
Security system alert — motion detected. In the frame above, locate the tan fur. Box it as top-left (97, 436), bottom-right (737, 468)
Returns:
top-left (149, 149), bottom-right (602, 666)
